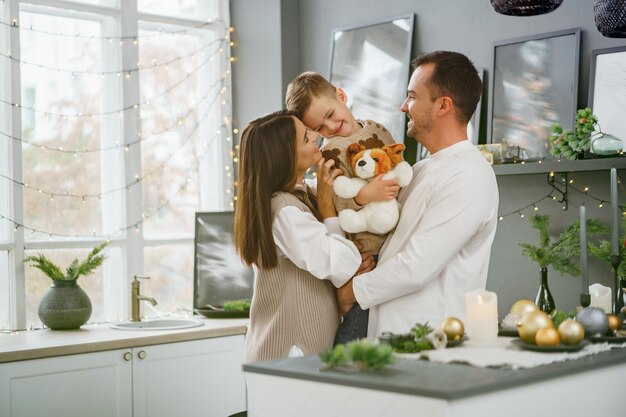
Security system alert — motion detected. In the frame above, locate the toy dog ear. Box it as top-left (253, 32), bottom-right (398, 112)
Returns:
top-left (383, 144), bottom-right (406, 167)
top-left (346, 143), bottom-right (366, 165)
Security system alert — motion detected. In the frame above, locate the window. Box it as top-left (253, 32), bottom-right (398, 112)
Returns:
top-left (0, 0), bottom-right (234, 331)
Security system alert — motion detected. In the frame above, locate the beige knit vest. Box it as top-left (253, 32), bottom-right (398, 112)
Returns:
top-left (320, 120), bottom-right (397, 255)
top-left (244, 192), bottom-right (340, 364)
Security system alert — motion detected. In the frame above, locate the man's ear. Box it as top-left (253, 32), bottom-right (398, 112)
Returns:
top-left (382, 143), bottom-right (406, 167)
top-left (438, 96), bottom-right (453, 117)
top-left (336, 87), bottom-right (348, 104)
top-left (346, 143), bottom-right (366, 165)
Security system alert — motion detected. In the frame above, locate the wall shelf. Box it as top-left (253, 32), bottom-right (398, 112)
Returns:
top-left (492, 156), bottom-right (626, 176)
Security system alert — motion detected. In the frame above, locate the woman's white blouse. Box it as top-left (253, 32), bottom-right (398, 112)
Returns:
top-left (272, 180), bottom-right (361, 289)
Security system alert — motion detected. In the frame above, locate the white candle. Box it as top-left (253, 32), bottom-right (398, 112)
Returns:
top-left (580, 205), bottom-right (588, 295)
top-left (465, 289), bottom-right (498, 344)
top-left (611, 167), bottom-right (619, 257)
top-left (589, 283), bottom-right (612, 313)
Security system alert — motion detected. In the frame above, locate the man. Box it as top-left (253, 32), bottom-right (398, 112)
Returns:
top-left (337, 51), bottom-right (499, 340)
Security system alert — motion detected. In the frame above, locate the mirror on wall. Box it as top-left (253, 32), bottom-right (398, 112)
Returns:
top-left (329, 14), bottom-right (415, 144)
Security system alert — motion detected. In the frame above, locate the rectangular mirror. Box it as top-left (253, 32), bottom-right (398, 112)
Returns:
top-left (193, 212), bottom-right (253, 312)
top-left (589, 46), bottom-right (626, 150)
top-left (329, 14), bottom-right (415, 143)
top-left (488, 28), bottom-right (581, 160)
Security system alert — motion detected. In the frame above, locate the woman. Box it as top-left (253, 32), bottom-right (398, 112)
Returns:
top-left (234, 110), bottom-right (369, 363)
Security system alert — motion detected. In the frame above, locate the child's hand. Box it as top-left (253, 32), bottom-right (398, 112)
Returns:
top-left (354, 175), bottom-right (399, 205)
top-left (316, 157), bottom-right (343, 218)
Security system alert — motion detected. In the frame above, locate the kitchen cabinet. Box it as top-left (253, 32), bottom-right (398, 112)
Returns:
top-left (0, 335), bottom-right (246, 417)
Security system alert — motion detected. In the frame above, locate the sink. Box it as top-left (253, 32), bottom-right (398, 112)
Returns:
top-left (111, 318), bottom-right (204, 331)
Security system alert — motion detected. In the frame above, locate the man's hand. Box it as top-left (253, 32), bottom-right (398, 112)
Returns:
top-left (354, 175), bottom-right (399, 206)
top-left (337, 279), bottom-right (356, 316)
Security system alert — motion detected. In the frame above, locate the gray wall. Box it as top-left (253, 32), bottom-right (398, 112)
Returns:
top-left (232, 0), bottom-right (626, 317)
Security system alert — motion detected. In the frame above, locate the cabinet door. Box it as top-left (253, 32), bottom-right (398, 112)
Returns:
top-left (132, 335), bottom-right (246, 417)
top-left (0, 349), bottom-right (133, 417)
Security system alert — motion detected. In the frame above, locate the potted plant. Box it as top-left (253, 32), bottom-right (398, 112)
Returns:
top-left (519, 215), bottom-right (607, 314)
top-left (24, 242), bottom-right (108, 330)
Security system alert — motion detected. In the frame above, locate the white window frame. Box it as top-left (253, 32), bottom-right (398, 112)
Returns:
top-left (0, 0), bottom-right (233, 331)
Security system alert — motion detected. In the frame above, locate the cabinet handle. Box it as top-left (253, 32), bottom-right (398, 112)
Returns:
top-left (137, 350), bottom-right (146, 360)
top-left (123, 352), bottom-right (132, 361)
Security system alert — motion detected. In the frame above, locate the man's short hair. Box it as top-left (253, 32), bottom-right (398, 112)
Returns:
top-left (411, 51), bottom-right (482, 124)
top-left (285, 72), bottom-right (337, 119)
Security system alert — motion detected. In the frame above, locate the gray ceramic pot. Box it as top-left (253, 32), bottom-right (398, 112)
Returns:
top-left (38, 279), bottom-right (92, 330)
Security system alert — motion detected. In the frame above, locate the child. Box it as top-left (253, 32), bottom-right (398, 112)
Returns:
top-left (285, 72), bottom-right (401, 344)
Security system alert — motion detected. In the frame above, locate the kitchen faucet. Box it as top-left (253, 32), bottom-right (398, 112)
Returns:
top-left (131, 275), bottom-right (158, 322)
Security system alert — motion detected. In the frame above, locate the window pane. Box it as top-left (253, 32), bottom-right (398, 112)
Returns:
top-left (139, 26), bottom-right (223, 238)
top-left (0, 4), bottom-right (9, 243)
top-left (25, 247), bottom-right (105, 327)
top-left (20, 12), bottom-right (105, 239)
top-left (0, 251), bottom-right (9, 330)
top-left (143, 244), bottom-right (193, 315)
top-left (138, 0), bottom-right (216, 21)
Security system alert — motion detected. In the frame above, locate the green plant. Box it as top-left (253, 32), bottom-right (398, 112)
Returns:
top-left (24, 242), bottom-right (108, 281)
top-left (319, 340), bottom-right (395, 371)
top-left (589, 216), bottom-right (626, 281)
top-left (223, 299), bottom-right (251, 311)
top-left (519, 214), bottom-right (608, 275)
top-left (551, 310), bottom-right (577, 328)
top-left (549, 108), bottom-right (599, 160)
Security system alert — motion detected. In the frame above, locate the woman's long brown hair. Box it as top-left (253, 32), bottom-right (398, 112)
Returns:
top-left (234, 111), bottom-right (319, 269)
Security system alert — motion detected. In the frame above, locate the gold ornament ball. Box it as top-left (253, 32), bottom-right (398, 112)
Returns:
top-left (440, 317), bottom-right (465, 341)
top-left (535, 327), bottom-right (560, 347)
top-left (607, 314), bottom-right (622, 332)
top-left (510, 299), bottom-right (538, 317)
top-left (518, 310), bottom-right (553, 344)
top-left (558, 319), bottom-right (585, 345)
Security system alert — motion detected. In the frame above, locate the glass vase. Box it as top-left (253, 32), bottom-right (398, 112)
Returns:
top-left (535, 267), bottom-right (556, 315)
top-left (591, 133), bottom-right (623, 156)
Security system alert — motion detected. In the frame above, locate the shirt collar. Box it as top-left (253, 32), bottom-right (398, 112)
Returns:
top-left (430, 140), bottom-right (473, 160)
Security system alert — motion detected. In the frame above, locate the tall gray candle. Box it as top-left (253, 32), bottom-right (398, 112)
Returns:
top-left (580, 204), bottom-right (589, 295)
top-left (611, 168), bottom-right (619, 257)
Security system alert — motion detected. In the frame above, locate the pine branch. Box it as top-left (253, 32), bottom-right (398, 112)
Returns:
top-left (23, 254), bottom-right (65, 280)
top-left (24, 242), bottom-right (108, 281)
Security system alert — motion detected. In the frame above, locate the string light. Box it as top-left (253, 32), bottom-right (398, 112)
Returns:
top-left (0, 18), bottom-right (229, 40)
top-left (0, 74), bottom-right (230, 152)
top-left (0, 47), bottom-right (229, 117)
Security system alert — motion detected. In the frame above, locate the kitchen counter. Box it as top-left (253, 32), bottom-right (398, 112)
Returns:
top-left (0, 317), bottom-right (248, 363)
top-left (244, 340), bottom-right (626, 417)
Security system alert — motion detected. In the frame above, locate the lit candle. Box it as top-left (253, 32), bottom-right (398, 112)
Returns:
top-left (611, 167), bottom-right (619, 257)
top-left (580, 205), bottom-right (589, 296)
top-left (464, 289), bottom-right (498, 344)
top-left (589, 283), bottom-right (612, 313)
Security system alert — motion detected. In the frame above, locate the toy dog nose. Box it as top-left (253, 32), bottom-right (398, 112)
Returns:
top-left (358, 160), bottom-right (366, 167)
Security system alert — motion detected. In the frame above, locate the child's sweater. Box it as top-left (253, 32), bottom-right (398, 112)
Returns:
top-left (320, 119), bottom-right (396, 255)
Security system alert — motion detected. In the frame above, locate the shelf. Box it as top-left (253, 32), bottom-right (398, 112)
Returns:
top-left (492, 156), bottom-right (626, 176)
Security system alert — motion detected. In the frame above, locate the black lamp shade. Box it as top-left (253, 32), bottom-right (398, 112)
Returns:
top-left (491, 0), bottom-right (563, 16)
top-left (594, 0), bottom-right (626, 38)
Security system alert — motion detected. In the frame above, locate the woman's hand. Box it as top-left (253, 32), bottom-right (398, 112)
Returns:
top-left (354, 175), bottom-right (400, 206)
top-left (316, 157), bottom-right (343, 219)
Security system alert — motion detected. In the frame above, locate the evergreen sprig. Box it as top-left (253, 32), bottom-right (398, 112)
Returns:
top-left (223, 299), bottom-right (251, 311)
top-left (319, 341), bottom-right (395, 371)
top-left (519, 214), bottom-right (608, 275)
top-left (24, 242), bottom-right (108, 281)
top-left (589, 215), bottom-right (626, 280)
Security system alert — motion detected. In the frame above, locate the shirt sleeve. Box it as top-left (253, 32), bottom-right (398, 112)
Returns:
top-left (353, 169), bottom-right (497, 309)
top-left (273, 205), bottom-right (361, 288)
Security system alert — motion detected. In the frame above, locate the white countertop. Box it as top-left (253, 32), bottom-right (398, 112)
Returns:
top-left (0, 317), bottom-right (248, 363)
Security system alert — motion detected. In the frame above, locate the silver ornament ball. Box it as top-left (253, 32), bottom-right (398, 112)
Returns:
top-left (575, 307), bottom-right (609, 336)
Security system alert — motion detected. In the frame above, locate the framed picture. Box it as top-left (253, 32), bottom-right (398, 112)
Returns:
top-left (589, 46), bottom-right (626, 150)
top-left (487, 28), bottom-right (581, 160)
top-left (193, 212), bottom-right (253, 311)
top-left (418, 67), bottom-right (484, 161)
top-left (329, 14), bottom-right (415, 143)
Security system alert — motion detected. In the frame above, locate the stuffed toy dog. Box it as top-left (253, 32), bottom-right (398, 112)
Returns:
top-left (333, 143), bottom-right (413, 235)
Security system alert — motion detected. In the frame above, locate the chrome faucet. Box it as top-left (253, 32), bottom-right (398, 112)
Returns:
top-left (131, 275), bottom-right (158, 322)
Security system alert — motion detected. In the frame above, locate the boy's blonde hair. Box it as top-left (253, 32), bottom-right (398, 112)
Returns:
top-left (285, 72), bottom-right (337, 119)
